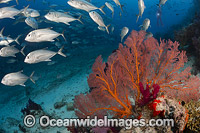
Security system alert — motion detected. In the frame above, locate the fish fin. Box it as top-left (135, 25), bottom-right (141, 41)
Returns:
top-left (20, 46), bottom-right (26, 56)
top-left (18, 70), bottom-right (23, 73)
top-left (29, 71), bottom-right (35, 84)
top-left (120, 5), bottom-right (124, 12)
top-left (121, 36), bottom-right (124, 43)
top-left (45, 59), bottom-right (51, 61)
top-left (63, 22), bottom-right (70, 25)
top-left (105, 24), bottom-right (111, 34)
top-left (21, 5), bottom-right (30, 17)
top-left (139, 25), bottom-right (143, 27)
top-left (20, 84), bottom-right (26, 87)
top-left (11, 55), bottom-right (16, 57)
top-left (15, 35), bottom-right (21, 45)
top-left (61, 31), bottom-right (66, 42)
top-left (10, 17), bottom-right (15, 19)
top-left (58, 46), bottom-right (66, 57)
top-left (16, 0), bottom-right (19, 5)
top-left (99, 5), bottom-right (106, 15)
top-left (0, 27), bottom-right (5, 37)
top-left (136, 15), bottom-right (139, 23)
top-left (77, 15), bottom-right (83, 24)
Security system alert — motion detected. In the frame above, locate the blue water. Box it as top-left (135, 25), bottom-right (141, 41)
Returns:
top-left (0, 0), bottom-right (198, 132)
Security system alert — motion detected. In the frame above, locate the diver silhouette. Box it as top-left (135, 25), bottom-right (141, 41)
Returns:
top-left (156, 6), bottom-right (163, 26)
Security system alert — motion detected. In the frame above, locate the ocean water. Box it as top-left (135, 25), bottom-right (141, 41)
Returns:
top-left (0, 0), bottom-right (199, 132)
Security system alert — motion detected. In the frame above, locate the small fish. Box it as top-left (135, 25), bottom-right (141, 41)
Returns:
top-left (21, 8), bottom-right (40, 17)
top-left (72, 41), bottom-right (80, 45)
top-left (24, 46), bottom-right (66, 64)
top-left (105, 2), bottom-right (114, 17)
top-left (6, 58), bottom-right (17, 64)
top-left (55, 41), bottom-right (62, 48)
top-left (25, 28), bottom-right (66, 42)
top-left (0, 35), bottom-right (21, 46)
top-left (89, 11), bottom-right (110, 34)
top-left (120, 27), bottom-right (129, 42)
top-left (111, 26), bottom-right (114, 33)
top-left (0, 45), bottom-right (25, 57)
top-left (159, 0), bottom-right (167, 7)
top-left (0, 0), bottom-right (19, 5)
top-left (136, 0), bottom-right (145, 22)
top-left (67, 0), bottom-right (105, 14)
top-left (25, 17), bottom-right (38, 29)
top-left (145, 32), bottom-right (153, 40)
top-left (44, 11), bottom-right (83, 25)
top-left (1, 70), bottom-right (35, 87)
top-left (47, 61), bottom-right (56, 66)
top-left (113, 0), bottom-right (123, 12)
top-left (140, 18), bottom-right (150, 31)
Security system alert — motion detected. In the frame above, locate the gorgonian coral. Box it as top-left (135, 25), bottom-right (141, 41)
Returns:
top-left (74, 30), bottom-right (200, 119)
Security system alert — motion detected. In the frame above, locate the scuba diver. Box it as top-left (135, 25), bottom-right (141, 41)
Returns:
top-left (156, 5), bottom-right (163, 27)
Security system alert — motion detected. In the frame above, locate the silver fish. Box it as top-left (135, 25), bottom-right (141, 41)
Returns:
top-left (44, 11), bottom-right (83, 25)
top-left (89, 11), bottom-right (110, 34)
top-left (67, 0), bottom-right (105, 14)
top-left (98, 26), bottom-right (106, 31)
top-left (120, 27), bottom-right (129, 42)
top-left (113, 0), bottom-right (123, 12)
top-left (25, 28), bottom-right (66, 42)
top-left (0, 0), bottom-right (18, 5)
top-left (1, 70), bottom-right (35, 87)
top-left (6, 58), bottom-right (17, 64)
top-left (0, 35), bottom-right (20, 46)
top-left (24, 46), bottom-right (66, 64)
top-left (21, 8), bottom-right (40, 17)
top-left (0, 6), bottom-right (20, 19)
top-left (140, 18), bottom-right (150, 31)
top-left (105, 2), bottom-right (114, 17)
top-left (136, 0), bottom-right (145, 22)
top-left (25, 17), bottom-right (38, 29)
top-left (0, 45), bottom-right (25, 57)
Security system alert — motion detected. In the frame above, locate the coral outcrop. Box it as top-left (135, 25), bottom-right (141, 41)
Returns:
top-left (73, 30), bottom-right (200, 132)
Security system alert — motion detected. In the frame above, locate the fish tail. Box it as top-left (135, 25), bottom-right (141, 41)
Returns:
top-left (21, 5), bottom-right (30, 17)
top-left (58, 46), bottom-right (66, 57)
top-left (15, 35), bottom-right (21, 45)
top-left (0, 27), bottom-right (5, 37)
top-left (16, 0), bottom-right (19, 5)
top-left (20, 46), bottom-right (26, 56)
top-left (106, 24), bottom-right (111, 34)
top-left (77, 15), bottom-right (83, 24)
top-left (99, 5), bottom-right (106, 15)
top-left (61, 30), bottom-right (66, 42)
top-left (30, 71), bottom-right (35, 84)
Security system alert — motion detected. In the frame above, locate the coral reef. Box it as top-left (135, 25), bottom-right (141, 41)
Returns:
top-left (174, 13), bottom-right (200, 72)
top-left (185, 100), bottom-right (200, 132)
top-left (74, 30), bottom-right (200, 132)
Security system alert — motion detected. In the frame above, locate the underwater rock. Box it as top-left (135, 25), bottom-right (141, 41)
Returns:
top-left (54, 102), bottom-right (66, 109)
top-left (21, 99), bottom-right (43, 115)
top-left (66, 102), bottom-right (74, 111)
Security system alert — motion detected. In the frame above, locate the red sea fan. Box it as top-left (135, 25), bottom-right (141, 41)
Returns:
top-left (74, 30), bottom-right (200, 119)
